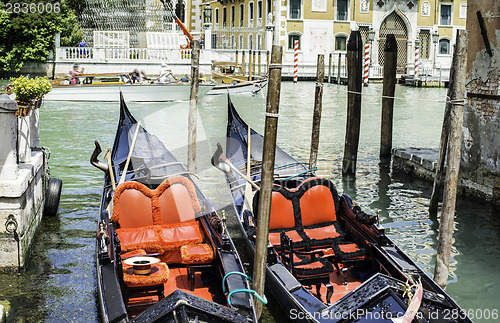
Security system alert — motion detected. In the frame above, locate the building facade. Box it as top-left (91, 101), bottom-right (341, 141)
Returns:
top-left (203, 0), bottom-right (467, 72)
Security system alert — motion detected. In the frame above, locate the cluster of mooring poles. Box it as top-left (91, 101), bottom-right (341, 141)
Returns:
top-left (235, 49), bottom-right (270, 80)
top-left (186, 29), bottom-right (468, 319)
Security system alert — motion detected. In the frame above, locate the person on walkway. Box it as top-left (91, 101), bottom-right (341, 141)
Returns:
top-left (180, 75), bottom-right (189, 83)
top-left (159, 63), bottom-right (175, 83)
top-left (70, 65), bottom-right (84, 84)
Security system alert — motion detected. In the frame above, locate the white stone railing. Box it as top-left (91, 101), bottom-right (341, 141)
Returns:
top-left (56, 47), bottom-right (194, 63)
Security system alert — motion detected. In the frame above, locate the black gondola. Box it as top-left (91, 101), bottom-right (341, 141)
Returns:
top-left (211, 97), bottom-right (473, 323)
top-left (91, 94), bottom-right (258, 323)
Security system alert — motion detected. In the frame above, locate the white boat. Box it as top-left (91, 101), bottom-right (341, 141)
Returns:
top-left (206, 78), bottom-right (268, 95)
top-left (45, 73), bottom-right (214, 102)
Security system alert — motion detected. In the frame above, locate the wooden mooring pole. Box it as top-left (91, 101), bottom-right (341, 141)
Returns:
top-left (433, 29), bottom-right (468, 289)
top-left (328, 53), bottom-right (332, 83)
top-left (309, 54), bottom-right (325, 170)
top-left (235, 50), bottom-right (239, 69)
top-left (342, 31), bottom-right (363, 176)
top-left (188, 39), bottom-right (200, 172)
top-left (253, 45), bottom-right (283, 318)
top-left (258, 51), bottom-right (262, 76)
top-left (249, 50), bottom-right (253, 81)
top-left (242, 50), bottom-right (246, 75)
top-left (380, 34), bottom-right (398, 158)
top-left (337, 53), bottom-right (342, 84)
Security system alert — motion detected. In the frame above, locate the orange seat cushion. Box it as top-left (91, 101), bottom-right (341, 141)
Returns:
top-left (116, 226), bottom-right (164, 253)
top-left (123, 262), bottom-right (169, 287)
top-left (181, 244), bottom-right (214, 264)
top-left (157, 178), bottom-right (201, 224)
top-left (303, 224), bottom-right (341, 241)
top-left (300, 184), bottom-right (337, 226)
top-left (158, 221), bottom-right (204, 251)
top-left (112, 182), bottom-right (155, 228)
top-left (269, 191), bottom-right (295, 230)
top-left (269, 230), bottom-right (303, 246)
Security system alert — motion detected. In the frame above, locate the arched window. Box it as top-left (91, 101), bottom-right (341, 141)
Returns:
top-left (439, 38), bottom-right (450, 54)
top-left (257, 34), bottom-right (262, 50)
top-left (249, 34), bottom-right (254, 49)
top-left (231, 5), bottom-right (235, 27)
top-left (222, 7), bottom-right (227, 26)
top-left (214, 8), bottom-right (219, 26)
top-left (239, 34), bottom-right (244, 49)
top-left (249, 2), bottom-right (254, 26)
top-left (240, 4), bottom-right (244, 26)
top-left (257, 1), bottom-right (263, 26)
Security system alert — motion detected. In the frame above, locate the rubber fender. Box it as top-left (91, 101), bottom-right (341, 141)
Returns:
top-left (44, 178), bottom-right (62, 217)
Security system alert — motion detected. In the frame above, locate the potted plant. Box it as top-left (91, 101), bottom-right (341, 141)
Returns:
top-left (9, 76), bottom-right (52, 116)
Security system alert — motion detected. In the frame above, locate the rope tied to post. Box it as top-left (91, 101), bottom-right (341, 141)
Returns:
top-left (268, 63), bottom-right (282, 70)
top-left (315, 81), bottom-right (324, 89)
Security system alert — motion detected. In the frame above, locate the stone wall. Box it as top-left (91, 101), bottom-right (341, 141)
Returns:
top-left (461, 1), bottom-right (500, 202)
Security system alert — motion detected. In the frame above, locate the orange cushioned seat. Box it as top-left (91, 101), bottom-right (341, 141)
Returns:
top-left (117, 225), bottom-right (163, 254)
top-left (181, 244), bottom-right (214, 264)
top-left (158, 222), bottom-right (205, 251)
top-left (123, 262), bottom-right (170, 287)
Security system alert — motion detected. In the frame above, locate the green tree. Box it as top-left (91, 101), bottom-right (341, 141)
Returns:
top-left (0, 0), bottom-right (82, 76)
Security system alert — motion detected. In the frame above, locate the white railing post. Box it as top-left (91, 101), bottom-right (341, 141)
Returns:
top-left (0, 95), bottom-right (19, 180)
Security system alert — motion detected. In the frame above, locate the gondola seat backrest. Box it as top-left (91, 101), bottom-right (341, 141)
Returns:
top-left (112, 177), bottom-right (211, 264)
top-left (111, 177), bottom-right (201, 228)
top-left (298, 178), bottom-right (338, 226)
top-left (253, 177), bottom-right (342, 249)
top-left (112, 181), bottom-right (155, 229)
top-left (156, 177), bottom-right (202, 224)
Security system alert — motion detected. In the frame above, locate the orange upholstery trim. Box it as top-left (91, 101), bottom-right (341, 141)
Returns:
top-left (158, 221), bottom-right (205, 251)
top-left (111, 177), bottom-right (202, 228)
top-left (300, 184), bottom-right (337, 226)
top-left (123, 262), bottom-right (170, 287)
top-left (269, 191), bottom-right (295, 230)
top-left (181, 244), bottom-right (214, 264)
top-left (269, 230), bottom-right (303, 246)
top-left (112, 181), bottom-right (155, 228)
top-left (116, 225), bottom-right (165, 254)
top-left (303, 225), bottom-right (340, 241)
top-left (156, 177), bottom-right (201, 223)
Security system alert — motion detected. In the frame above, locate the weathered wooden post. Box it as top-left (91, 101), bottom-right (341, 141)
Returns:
top-left (433, 29), bottom-right (468, 289)
top-left (252, 50), bottom-right (256, 76)
top-left (242, 50), bottom-right (246, 75)
top-left (258, 50), bottom-right (262, 76)
top-left (328, 53), bottom-right (332, 83)
top-left (253, 45), bottom-right (283, 318)
top-left (380, 34), bottom-right (398, 158)
top-left (309, 54), bottom-right (325, 170)
top-left (249, 50), bottom-right (253, 81)
top-left (235, 49), bottom-right (239, 70)
top-left (337, 53), bottom-right (342, 83)
top-left (188, 39), bottom-right (200, 172)
top-left (342, 31), bottom-right (363, 176)
top-left (266, 50), bottom-right (270, 74)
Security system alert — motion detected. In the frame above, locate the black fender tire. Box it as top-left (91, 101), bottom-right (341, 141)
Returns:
top-left (44, 178), bottom-right (62, 217)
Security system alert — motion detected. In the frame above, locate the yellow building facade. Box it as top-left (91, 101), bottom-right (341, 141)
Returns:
top-left (202, 0), bottom-right (467, 72)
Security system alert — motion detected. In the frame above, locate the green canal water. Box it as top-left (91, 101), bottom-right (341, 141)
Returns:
top-left (1, 82), bottom-right (499, 322)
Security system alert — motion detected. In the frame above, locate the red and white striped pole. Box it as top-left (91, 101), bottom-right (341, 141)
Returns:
top-left (414, 40), bottom-right (420, 81)
top-left (363, 43), bottom-right (370, 86)
top-left (293, 40), bottom-right (299, 83)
